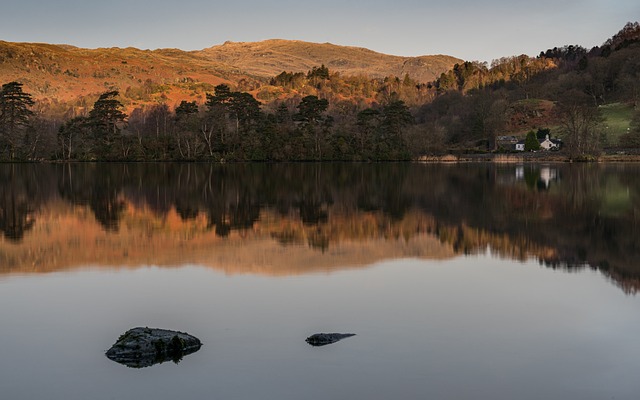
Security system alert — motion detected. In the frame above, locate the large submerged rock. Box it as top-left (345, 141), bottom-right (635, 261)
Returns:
top-left (106, 327), bottom-right (202, 368)
top-left (305, 333), bottom-right (356, 346)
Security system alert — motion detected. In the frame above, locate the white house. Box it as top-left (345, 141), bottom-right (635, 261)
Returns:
top-left (515, 134), bottom-right (563, 151)
top-left (540, 135), bottom-right (557, 150)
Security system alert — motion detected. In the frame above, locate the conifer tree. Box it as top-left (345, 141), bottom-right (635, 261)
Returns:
top-left (88, 91), bottom-right (127, 136)
top-left (524, 131), bottom-right (541, 151)
top-left (0, 82), bottom-right (35, 160)
top-left (88, 91), bottom-right (128, 159)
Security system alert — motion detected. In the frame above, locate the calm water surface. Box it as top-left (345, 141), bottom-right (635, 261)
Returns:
top-left (0, 163), bottom-right (639, 400)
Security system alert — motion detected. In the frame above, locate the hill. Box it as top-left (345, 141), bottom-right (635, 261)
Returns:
top-left (0, 39), bottom-right (460, 109)
top-left (196, 39), bottom-right (461, 82)
top-left (0, 40), bottom-right (248, 106)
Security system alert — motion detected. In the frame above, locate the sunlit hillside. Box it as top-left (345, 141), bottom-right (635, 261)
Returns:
top-left (0, 40), bottom-right (248, 110)
top-left (196, 39), bottom-right (461, 83)
top-left (0, 39), bottom-right (459, 114)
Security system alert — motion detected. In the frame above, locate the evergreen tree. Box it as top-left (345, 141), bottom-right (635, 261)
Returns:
top-left (307, 64), bottom-right (330, 80)
top-left (381, 100), bottom-right (414, 134)
top-left (175, 100), bottom-right (202, 159)
top-left (356, 108), bottom-right (381, 157)
top-left (228, 92), bottom-right (261, 134)
top-left (89, 91), bottom-right (127, 135)
top-left (295, 95), bottom-right (329, 124)
top-left (175, 100), bottom-right (199, 117)
top-left (378, 100), bottom-right (413, 160)
top-left (524, 130), bottom-right (541, 151)
top-left (88, 91), bottom-right (128, 159)
top-left (294, 95), bottom-right (331, 159)
top-left (0, 82), bottom-right (35, 160)
top-left (205, 84), bottom-right (234, 147)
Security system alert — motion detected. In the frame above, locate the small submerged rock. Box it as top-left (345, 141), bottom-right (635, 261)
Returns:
top-left (305, 333), bottom-right (356, 346)
top-left (106, 327), bottom-right (202, 368)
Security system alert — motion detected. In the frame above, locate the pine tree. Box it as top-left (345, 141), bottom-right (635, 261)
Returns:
top-left (88, 91), bottom-right (128, 159)
top-left (88, 91), bottom-right (127, 136)
top-left (0, 82), bottom-right (35, 160)
top-left (524, 131), bottom-right (541, 152)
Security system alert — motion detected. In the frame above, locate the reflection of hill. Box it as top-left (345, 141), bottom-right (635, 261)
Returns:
top-left (0, 201), bottom-right (458, 277)
top-left (0, 195), bottom-right (563, 280)
top-left (1, 163), bottom-right (639, 294)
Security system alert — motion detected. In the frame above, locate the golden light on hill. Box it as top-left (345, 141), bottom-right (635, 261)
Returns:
top-left (0, 39), bottom-right (460, 114)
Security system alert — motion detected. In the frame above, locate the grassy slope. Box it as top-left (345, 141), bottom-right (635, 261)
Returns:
top-left (502, 100), bottom-right (635, 147)
top-left (600, 103), bottom-right (634, 145)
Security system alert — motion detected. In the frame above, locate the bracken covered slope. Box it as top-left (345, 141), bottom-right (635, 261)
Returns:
top-left (0, 39), bottom-right (460, 104)
top-left (196, 39), bottom-right (461, 82)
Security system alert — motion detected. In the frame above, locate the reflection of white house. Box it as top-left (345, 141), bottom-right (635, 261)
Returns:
top-left (539, 167), bottom-right (558, 188)
top-left (514, 165), bottom-right (559, 189)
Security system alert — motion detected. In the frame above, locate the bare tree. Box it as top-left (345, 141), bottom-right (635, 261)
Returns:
top-left (558, 91), bottom-right (604, 159)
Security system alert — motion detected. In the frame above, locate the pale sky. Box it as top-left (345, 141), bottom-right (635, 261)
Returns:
top-left (1, 0), bottom-right (638, 62)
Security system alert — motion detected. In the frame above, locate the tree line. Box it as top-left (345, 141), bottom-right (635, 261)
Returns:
top-left (1, 80), bottom-right (415, 161)
top-left (1, 22), bottom-right (639, 161)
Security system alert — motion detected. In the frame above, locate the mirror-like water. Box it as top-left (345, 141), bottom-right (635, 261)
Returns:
top-left (0, 162), bottom-right (639, 399)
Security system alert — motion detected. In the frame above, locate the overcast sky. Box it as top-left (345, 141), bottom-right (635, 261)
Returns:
top-left (1, 0), bottom-right (638, 62)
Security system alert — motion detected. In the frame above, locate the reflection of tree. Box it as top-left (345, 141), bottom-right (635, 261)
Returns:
top-left (0, 164), bottom-right (56, 242)
top-left (0, 184), bottom-right (35, 241)
top-left (299, 200), bottom-right (328, 226)
top-left (298, 165), bottom-right (332, 226)
top-left (308, 229), bottom-right (329, 252)
top-left (50, 163), bottom-right (640, 283)
top-left (175, 201), bottom-right (199, 220)
top-left (4, 162), bottom-right (640, 292)
top-left (90, 186), bottom-right (125, 232)
top-left (199, 165), bottom-right (261, 237)
top-left (58, 163), bottom-right (125, 231)
top-left (400, 163), bottom-right (640, 284)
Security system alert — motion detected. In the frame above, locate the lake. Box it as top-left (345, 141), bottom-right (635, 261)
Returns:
top-left (1, 162), bottom-right (639, 400)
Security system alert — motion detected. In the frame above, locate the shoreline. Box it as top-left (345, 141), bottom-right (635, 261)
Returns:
top-left (417, 152), bottom-right (640, 163)
top-left (3, 153), bottom-right (640, 164)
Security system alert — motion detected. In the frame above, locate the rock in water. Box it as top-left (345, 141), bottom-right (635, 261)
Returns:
top-left (106, 327), bottom-right (202, 368)
top-left (305, 333), bottom-right (356, 346)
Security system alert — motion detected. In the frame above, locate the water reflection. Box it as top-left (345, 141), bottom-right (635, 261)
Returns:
top-left (513, 165), bottom-right (559, 190)
top-left (1, 162), bottom-right (639, 293)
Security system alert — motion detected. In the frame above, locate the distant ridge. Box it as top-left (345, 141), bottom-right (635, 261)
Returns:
top-left (196, 39), bottom-right (461, 82)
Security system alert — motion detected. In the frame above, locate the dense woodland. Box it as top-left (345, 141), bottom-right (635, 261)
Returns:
top-left (1, 22), bottom-right (639, 161)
